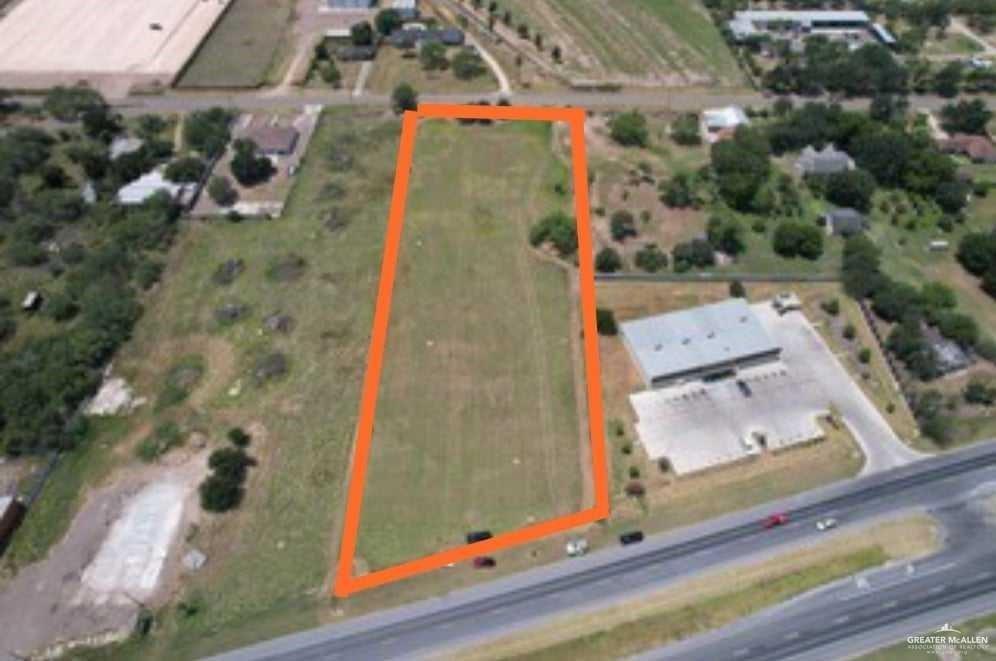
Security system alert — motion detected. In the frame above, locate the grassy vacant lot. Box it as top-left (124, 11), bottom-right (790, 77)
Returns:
top-left (501, 0), bottom-right (742, 85)
top-left (365, 48), bottom-right (498, 95)
top-left (30, 109), bottom-right (401, 660)
top-left (177, 0), bottom-right (294, 88)
top-left (355, 119), bottom-right (584, 571)
top-left (457, 514), bottom-right (939, 660)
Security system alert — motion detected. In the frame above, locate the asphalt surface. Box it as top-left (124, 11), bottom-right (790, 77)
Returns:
top-left (645, 495), bottom-right (996, 661)
top-left (208, 441), bottom-right (996, 661)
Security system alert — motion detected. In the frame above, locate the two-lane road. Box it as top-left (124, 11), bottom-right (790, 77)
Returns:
top-left (209, 441), bottom-right (996, 661)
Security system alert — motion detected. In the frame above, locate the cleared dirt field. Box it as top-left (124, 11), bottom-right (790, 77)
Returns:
top-left (0, 0), bottom-right (229, 92)
top-left (500, 0), bottom-right (742, 86)
top-left (354, 119), bottom-right (585, 571)
top-left (177, 0), bottom-right (294, 88)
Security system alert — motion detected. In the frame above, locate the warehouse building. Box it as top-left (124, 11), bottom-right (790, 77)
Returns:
top-left (728, 10), bottom-right (895, 46)
top-left (620, 298), bottom-right (782, 388)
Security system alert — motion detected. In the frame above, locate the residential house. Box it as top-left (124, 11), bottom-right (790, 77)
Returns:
top-left (795, 144), bottom-right (854, 176)
top-left (246, 125), bottom-right (300, 157)
top-left (940, 133), bottom-right (996, 164)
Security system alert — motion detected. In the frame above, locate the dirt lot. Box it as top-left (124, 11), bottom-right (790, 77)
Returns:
top-left (0, 0), bottom-right (229, 94)
top-left (0, 455), bottom-right (206, 658)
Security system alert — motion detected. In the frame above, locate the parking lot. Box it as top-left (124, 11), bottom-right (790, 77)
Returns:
top-left (631, 301), bottom-right (920, 475)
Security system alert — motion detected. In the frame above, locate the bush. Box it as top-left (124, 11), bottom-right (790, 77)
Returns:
top-left (858, 347), bottom-right (872, 363)
top-left (350, 21), bottom-right (374, 46)
top-left (964, 380), bottom-right (996, 406)
top-left (596, 308), bottom-right (618, 335)
top-left (165, 156), bottom-right (206, 184)
top-left (595, 247), bottom-right (622, 273)
top-left (228, 427), bottom-right (251, 447)
top-left (320, 61), bottom-right (342, 87)
top-left (452, 50), bottom-right (487, 80)
top-left (608, 111), bottom-right (648, 147)
top-left (772, 222), bottom-right (824, 260)
top-left (610, 210), bottom-right (638, 241)
top-left (208, 447), bottom-right (255, 483)
top-left (374, 8), bottom-right (403, 35)
top-left (420, 42), bottom-right (448, 71)
top-left (136, 422), bottom-right (184, 462)
top-left (821, 299), bottom-right (840, 316)
top-left (634, 243), bottom-right (668, 272)
top-left (843, 324), bottom-right (856, 341)
top-left (207, 175), bottom-right (238, 207)
top-left (672, 239), bottom-right (715, 272)
top-left (729, 280), bottom-right (746, 298)
top-left (670, 113), bottom-right (701, 146)
top-left (199, 474), bottom-right (244, 512)
top-left (230, 139), bottom-right (275, 187)
top-left (392, 83), bottom-right (418, 114)
top-left (529, 211), bottom-right (576, 256)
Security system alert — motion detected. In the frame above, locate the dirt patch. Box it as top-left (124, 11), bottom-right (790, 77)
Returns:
top-left (0, 456), bottom-right (206, 658)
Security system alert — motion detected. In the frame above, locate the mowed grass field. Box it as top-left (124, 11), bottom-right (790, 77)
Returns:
top-left (501, 0), bottom-right (742, 86)
top-left (354, 120), bottom-right (585, 571)
top-left (177, 0), bottom-right (294, 88)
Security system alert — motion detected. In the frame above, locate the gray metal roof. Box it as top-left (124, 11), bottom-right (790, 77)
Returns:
top-left (621, 298), bottom-right (780, 384)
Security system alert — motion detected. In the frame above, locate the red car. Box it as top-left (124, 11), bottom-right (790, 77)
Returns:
top-left (473, 556), bottom-right (496, 569)
top-left (763, 513), bottom-right (789, 529)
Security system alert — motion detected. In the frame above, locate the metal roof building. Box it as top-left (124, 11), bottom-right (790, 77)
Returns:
top-left (621, 299), bottom-right (782, 388)
top-left (728, 10), bottom-right (871, 40)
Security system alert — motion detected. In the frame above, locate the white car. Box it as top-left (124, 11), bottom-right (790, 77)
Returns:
top-left (816, 518), bottom-right (838, 531)
top-left (566, 538), bottom-right (589, 557)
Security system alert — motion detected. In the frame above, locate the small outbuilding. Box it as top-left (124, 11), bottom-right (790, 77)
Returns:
top-left (824, 208), bottom-right (867, 236)
top-left (21, 291), bottom-right (42, 312)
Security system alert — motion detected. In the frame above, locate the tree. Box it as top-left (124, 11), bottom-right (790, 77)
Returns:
top-left (350, 21), bottom-right (374, 46)
top-left (199, 474), bottom-right (243, 512)
top-left (529, 211), bottom-right (576, 256)
top-left (42, 86), bottom-right (105, 121)
top-left (229, 139), bottom-right (275, 187)
top-left (661, 173), bottom-right (697, 208)
top-left (610, 210), bottom-right (638, 241)
top-left (634, 243), bottom-right (668, 272)
top-left (81, 105), bottom-right (122, 142)
top-left (595, 247), bottom-right (622, 273)
top-left (207, 175), bottom-right (238, 207)
top-left (184, 107), bottom-right (234, 158)
top-left (729, 280), bottom-right (746, 298)
top-left (824, 169), bottom-right (876, 212)
top-left (392, 83), bottom-right (418, 114)
top-left (228, 427), bottom-right (252, 447)
top-left (956, 231), bottom-right (996, 276)
top-left (670, 113), bottom-right (701, 146)
top-left (596, 308), bottom-right (618, 335)
top-left (772, 222), bottom-right (824, 260)
top-left (420, 42), bottom-right (448, 70)
top-left (869, 94), bottom-right (909, 124)
top-left (165, 156), bottom-right (206, 183)
top-left (711, 127), bottom-right (771, 212)
top-left (320, 60), bottom-right (342, 87)
top-left (608, 111), bottom-right (648, 148)
top-left (941, 99), bottom-right (992, 135)
top-left (672, 238), bottom-right (715, 272)
top-left (936, 311), bottom-right (978, 347)
top-left (452, 50), bottom-right (487, 80)
top-left (707, 216), bottom-right (746, 256)
top-left (932, 61), bottom-right (963, 98)
top-left (551, 45), bottom-right (562, 63)
top-left (374, 9), bottom-right (403, 35)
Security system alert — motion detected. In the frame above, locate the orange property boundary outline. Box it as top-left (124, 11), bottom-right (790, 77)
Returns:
top-left (333, 103), bottom-right (609, 597)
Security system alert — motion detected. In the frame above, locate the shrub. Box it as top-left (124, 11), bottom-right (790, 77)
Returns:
top-left (596, 308), bottom-right (618, 335)
top-left (858, 347), bottom-right (872, 363)
top-left (208, 447), bottom-right (256, 483)
top-left (157, 356), bottom-right (205, 410)
top-left (392, 83), bottom-right (418, 114)
top-left (320, 61), bottom-right (342, 87)
top-left (208, 176), bottom-right (238, 207)
top-left (843, 324), bottom-right (856, 341)
top-left (628, 466), bottom-right (640, 479)
top-left (420, 42), bottom-right (448, 71)
top-left (452, 50), bottom-right (487, 80)
top-left (610, 210), bottom-right (638, 241)
top-left (634, 243), bottom-right (668, 272)
top-left (608, 111), bottom-right (648, 148)
top-left (595, 247), bottom-right (622, 273)
top-left (729, 280), bottom-right (746, 298)
top-left (136, 422), bottom-right (184, 462)
top-left (230, 139), bottom-right (275, 187)
top-left (165, 156), bottom-right (206, 184)
top-left (821, 299), bottom-right (840, 316)
top-left (772, 222), bottom-right (824, 260)
top-left (529, 211), bottom-right (576, 256)
top-left (199, 474), bottom-right (244, 512)
top-left (228, 427), bottom-right (251, 447)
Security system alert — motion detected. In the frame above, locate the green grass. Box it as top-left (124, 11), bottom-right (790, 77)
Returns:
top-left (354, 120), bottom-right (584, 570)
top-left (514, 547), bottom-right (889, 660)
top-left (176, 0), bottom-right (294, 88)
top-left (502, 0), bottom-right (742, 85)
top-left (924, 33), bottom-right (985, 57)
top-left (54, 109), bottom-right (402, 660)
top-left (365, 48), bottom-right (498, 95)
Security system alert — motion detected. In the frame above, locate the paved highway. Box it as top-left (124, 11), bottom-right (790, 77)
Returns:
top-left (209, 441), bottom-right (996, 661)
top-left (646, 496), bottom-right (996, 660)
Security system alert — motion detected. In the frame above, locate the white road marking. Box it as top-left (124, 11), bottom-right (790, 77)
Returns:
top-left (928, 585), bottom-right (946, 595)
top-left (785, 631), bottom-right (800, 640)
top-left (835, 615), bottom-right (851, 624)
top-left (883, 600), bottom-right (898, 609)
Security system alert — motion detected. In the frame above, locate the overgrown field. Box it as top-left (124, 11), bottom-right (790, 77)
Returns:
top-left (355, 119), bottom-right (585, 570)
top-left (177, 0), bottom-right (294, 88)
top-left (500, 0), bottom-right (742, 86)
top-left (57, 109), bottom-right (401, 659)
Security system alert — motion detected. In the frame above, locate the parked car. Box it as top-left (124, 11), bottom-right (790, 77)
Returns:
top-left (619, 530), bottom-right (644, 545)
top-left (763, 513), bottom-right (789, 529)
top-left (736, 379), bottom-right (752, 397)
top-left (816, 518), bottom-right (838, 531)
top-left (473, 556), bottom-right (496, 569)
top-left (466, 530), bottom-right (492, 544)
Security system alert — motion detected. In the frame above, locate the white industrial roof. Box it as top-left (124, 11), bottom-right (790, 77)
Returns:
top-left (621, 298), bottom-right (780, 385)
top-left (733, 10), bottom-right (870, 23)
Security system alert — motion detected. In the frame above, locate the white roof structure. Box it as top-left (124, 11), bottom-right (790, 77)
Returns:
top-left (110, 137), bottom-right (144, 159)
top-left (116, 168), bottom-right (190, 205)
top-left (621, 298), bottom-right (781, 387)
top-left (702, 106), bottom-right (749, 132)
top-left (728, 10), bottom-right (870, 40)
